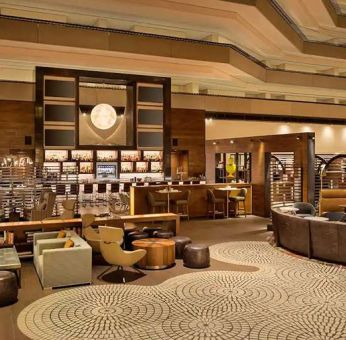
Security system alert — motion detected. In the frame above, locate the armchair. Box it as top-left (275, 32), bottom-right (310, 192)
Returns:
top-left (98, 226), bottom-right (146, 283)
top-left (25, 190), bottom-right (56, 221)
top-left (34, 235), bottom-right (92, 289)
top-left (33, 230), bottom-right (77, 267)
top-left (44, 200), bottom-right (76, 220)
top-left (60, 200), bottom-right (76, 219)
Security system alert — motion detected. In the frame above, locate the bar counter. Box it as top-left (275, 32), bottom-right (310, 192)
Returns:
top-left (130, 183), bottom-right (252, 217)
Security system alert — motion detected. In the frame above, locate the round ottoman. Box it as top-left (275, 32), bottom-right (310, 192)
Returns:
top-left (183, 244), bottom-right (210, 268)
top-left (126, 231), bottom-right (150, 250)
top-left (171, 236), bottom-right (192, 259)
top-left (153, 230), bottom-right (174, 239)
top-left (142, 226), bottom-right (162, 237)
top-left (0, 271), bottom-right (18, 306)
top-left (133, 238), bottom-right (175, 269)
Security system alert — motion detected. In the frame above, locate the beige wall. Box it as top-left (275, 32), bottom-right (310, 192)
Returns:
top-left (206, 119), bottom-right (346, 154)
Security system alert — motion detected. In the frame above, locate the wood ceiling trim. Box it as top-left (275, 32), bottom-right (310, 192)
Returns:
top-left (322, 0), bottom-right (346, 28)
top-left (222, 0), bottom-right (346, 59)
top-left (1, 15), bottom-right (346, 90)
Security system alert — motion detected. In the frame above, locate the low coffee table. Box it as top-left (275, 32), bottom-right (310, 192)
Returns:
top-left (132, 238), bottom-right (175, 270)
top-left (0, 247), bottom-right (21, 287)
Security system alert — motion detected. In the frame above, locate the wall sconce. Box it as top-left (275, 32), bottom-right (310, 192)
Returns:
top-left (230, 140), bottom-right (234, 144)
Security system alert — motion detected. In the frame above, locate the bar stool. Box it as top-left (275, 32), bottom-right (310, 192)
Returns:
top-left (207, 189), bottom-right (225, 219)
top-left (96, 183), bottom-right (107, 206)
top-left (55, 184), bottom-right (67, 215)
top-left (56, 184), bottom-right (66, 197)
top-left (147, 192), bottom-right (167, 213)
top-left (68, 183), bottom-right (79, 214)
top-left (69, 184), bottom-right (79, 197)
top-left (82, 183), bottom-right (94, 207)
top-left (119, 192), bottom-right (130, 213)
top-left (109, 182), bottom-right (121, 209)
top-left (123, 182), bottom-right (131, 193)
top-left (111, 183), bottom-right (120, 194)
top-left (229, 188), bottom-right (247, 217)
top-left (171, 190), bottom-right (191, 220)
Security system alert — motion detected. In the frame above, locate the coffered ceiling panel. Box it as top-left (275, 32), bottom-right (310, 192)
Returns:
top-left (0, 0), bottom-right (346, 103)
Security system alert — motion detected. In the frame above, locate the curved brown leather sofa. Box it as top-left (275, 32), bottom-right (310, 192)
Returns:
top-left (272, 208), bottom-right (346, 264)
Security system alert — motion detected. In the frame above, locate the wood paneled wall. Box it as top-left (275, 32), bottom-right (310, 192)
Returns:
top-left (0, 100), bottom-right (35, 157)
top-left (206, 132), bottom-right (315, 217)
top-left (171, 108), bottom-right (206, 177)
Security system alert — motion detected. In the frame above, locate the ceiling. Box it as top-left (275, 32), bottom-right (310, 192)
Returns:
top-left (0, 0), bottom-right (346, 103)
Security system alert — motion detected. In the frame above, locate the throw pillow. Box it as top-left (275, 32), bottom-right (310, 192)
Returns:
top-left (64, 239), bottom-right (74, 248)
top-left (57, 230), bottom-right (66, 238)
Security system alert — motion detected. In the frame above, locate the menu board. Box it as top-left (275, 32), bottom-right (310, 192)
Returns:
top-left (44, 79), bottom-right (75, 99)
top-left (97, 150), bottom-right (118, 162)
top-left (120, 162), bottom-right (133, 173)
top-left (44, 129), bottom-right (75, 147)
top-left (45, 150), bottom-right (68, 162)
top-left (79, 162), bottom-right (93, 174)
top-left (137, 131), bottom-right (163, 148)
top-left (151, 162), bottom-right (163, 173)
top-left (44, 104), bottom-right (75, 123)
top-left (138, 108), bottom-right (163, 126)
top-left (138, 86), bottom-right (163, 104)
top-left (121, 150), bottom-right (141, 161)
top-left (71, 150), bottom-right (93, 161)
top-left (143, 151), bottom-right (163, 161)
top-left (136, 162), bottom-right (149, 173)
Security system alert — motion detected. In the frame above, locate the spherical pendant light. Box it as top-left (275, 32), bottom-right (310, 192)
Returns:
top-left (90, 103), bottom-right (117, 130)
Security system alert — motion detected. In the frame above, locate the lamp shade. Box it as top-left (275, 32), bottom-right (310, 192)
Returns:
top-left (90, 103), bottom-right (117, 130)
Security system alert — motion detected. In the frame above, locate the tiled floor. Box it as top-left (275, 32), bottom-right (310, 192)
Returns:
top-left (0, 216), bottom-right (271, 340)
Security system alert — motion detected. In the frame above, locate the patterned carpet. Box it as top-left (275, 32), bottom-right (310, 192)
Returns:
top-left (18, 241), bottom-right (346, 339)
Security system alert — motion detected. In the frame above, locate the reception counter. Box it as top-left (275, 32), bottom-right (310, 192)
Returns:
top-left (130, 183), bottom-right (252, 217)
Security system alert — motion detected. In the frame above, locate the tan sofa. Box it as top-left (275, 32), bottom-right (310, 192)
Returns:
top-left (319, 189), bottom-right (346, 215)
top-left (33, 231), bottom-right (92, 289)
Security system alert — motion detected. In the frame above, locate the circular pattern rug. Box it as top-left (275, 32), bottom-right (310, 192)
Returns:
top-left (18, 241), bottom-right (346, 339)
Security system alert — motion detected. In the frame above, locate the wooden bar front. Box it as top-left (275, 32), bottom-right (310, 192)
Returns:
top-left (0, 213), bottom-right (180, 236)
top-left (130, 183), bottom-right (252, 217)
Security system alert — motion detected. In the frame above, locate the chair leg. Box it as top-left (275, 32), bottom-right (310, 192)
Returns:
top-left (243, 201), bottom-right (247, 217)
top-left (133, 266), bottom-right (144, 275)
top-left (186, 204), bottom-right (189, 221)
top-left (213, 203), bottom-right (216, 219)
top-left (97, 265), bottom-right (115, 280)
top-left (119, 266), bottom-right (126, 284)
